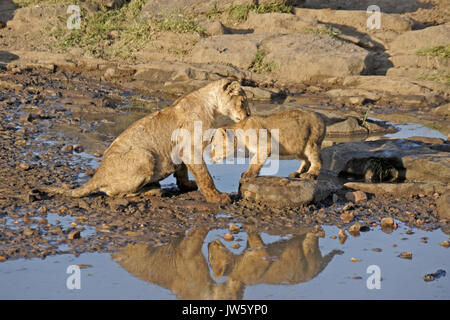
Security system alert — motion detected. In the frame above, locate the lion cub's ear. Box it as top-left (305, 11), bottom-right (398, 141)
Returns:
top-left (220, 79), bottom-right (233, 91)
top-left (221, 79), bottom-right (242, 95)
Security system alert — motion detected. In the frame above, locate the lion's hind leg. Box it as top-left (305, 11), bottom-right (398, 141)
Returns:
top-left (99, 148), bottom-right (157, 197)
top-left (288, 155), bottom-right (310, 179)
top-left (300, 143), bottom-right (322, 180)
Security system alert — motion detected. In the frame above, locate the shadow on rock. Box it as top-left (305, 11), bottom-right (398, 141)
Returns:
top-left (302, 0), bottom-right (433, 14)
top-left (0, 51), bottom-right (19, 64)
top-left (0, 0), bottom-right (17, 27)
top-left (112, 227), bottom-right (342, 300)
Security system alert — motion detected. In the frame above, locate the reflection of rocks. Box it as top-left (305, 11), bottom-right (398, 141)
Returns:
top-left (112, 227), bottom-right (341, 299)
top-left (239, 176), bottom-right (340, 207)
top-left (322, 139), bottom-right (450, 184)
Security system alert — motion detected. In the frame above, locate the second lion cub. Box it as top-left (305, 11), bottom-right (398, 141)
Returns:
top-left (210, 110), bottom-right (326, 180)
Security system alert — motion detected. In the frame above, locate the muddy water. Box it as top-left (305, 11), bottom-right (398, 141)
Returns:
top-left (1, 113), bottom-right (449, 299)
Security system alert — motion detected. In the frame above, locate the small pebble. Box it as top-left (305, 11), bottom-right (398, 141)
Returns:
top-left (228, 224), bottom-right (240, 233)
top-left (398, 251), bottom-right (412, 260)
top-left (440, 240), bottom-right (450, 248)
top-left (73, 145), bottom-right (84, 153)
top-left (68, 230), bottom-right (81, 240)
top-left (23, 227), bottom-right (34, 236)
top-left (340, 212), bottom-right (354, 224)
top-left (423, 269), bottom-right (446, 282)
top-left (338, 229), bottom-right (347, 244)
top-left (345, 191), bottom-right (367, 203)
top-left (381, 217), bottom-right (395, 228)
top-left (223, 233), bottom-right (234, 241)
top-left (61, 145), bottom-right (73, 153)
top-left (349, 222), bottom-right (361, 233)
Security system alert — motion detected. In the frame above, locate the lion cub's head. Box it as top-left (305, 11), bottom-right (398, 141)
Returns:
top-left (210, 128), bottom-right (236, 163)
top-left (215, 79), bottom-right (251, 123)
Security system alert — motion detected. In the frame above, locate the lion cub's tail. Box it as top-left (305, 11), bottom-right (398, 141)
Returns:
top-left (39, 178), bottom-right (100, 198)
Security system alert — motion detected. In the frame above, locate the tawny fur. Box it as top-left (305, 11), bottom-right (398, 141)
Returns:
top-left (41, 79), bottom-right (251, 204)
top-left (210, 110), bottom-right (326, 180)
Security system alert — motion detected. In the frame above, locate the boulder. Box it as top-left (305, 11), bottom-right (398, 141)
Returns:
top-left (345, 182), bottom-right (450, 197)
top-left (294, 8), bottom-right (414, 33)
top-left (388, 23), bottom-right (450, 55)
top-left (390, 55), bottom-right (450, 72)
top-left (262, 33), bottom-right (370, 83)
top-left (338, 76), bottom-right (449, 107)
top-left (243, 12), bottom-right (319, 34)
top-left (321, 139), bottom-right (450, 184)
top-left (189, 34), bottom-right (265, 70)
top-left (140, 0), bottom-right (305, 17)
top-left (239, 176), bottom-right (340, 207)
top-left (141, 0), bottom-right (255, 18)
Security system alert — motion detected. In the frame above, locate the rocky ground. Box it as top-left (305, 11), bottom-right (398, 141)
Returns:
top-left (0, 67), bottom-right (448, 263)
top-left (0, 0), bottom-right (449, 262)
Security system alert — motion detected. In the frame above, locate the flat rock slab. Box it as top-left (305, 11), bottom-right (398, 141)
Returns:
top-left (239, 176), bottom-right (340, 207)
top-left (345, 182), bottom-right (450, 197)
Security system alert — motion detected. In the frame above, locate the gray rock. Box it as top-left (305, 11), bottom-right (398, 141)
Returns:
top-left (389, 23), bottom-right (450, 55)
top-left (243, 12), bottom-right (318, 34)
top-left (141, 0), bottom-right (255, 18)
top-left (321, 139), bottom-right (450, 184)
top-left (345, 182), bottom-right (450, 197)
top-left (190, 34), bottom-right (265, 70)
top-left (239, 176), bottom-right (340, 207)
top-left (262, 33), bottom-right (369, 83)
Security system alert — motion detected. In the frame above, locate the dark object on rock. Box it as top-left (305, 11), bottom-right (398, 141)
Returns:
top-left (322, 139), bottom-right (450, 184)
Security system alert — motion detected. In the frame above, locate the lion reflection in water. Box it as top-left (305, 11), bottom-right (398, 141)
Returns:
top-left (112, 228), bottom-right (342, 299)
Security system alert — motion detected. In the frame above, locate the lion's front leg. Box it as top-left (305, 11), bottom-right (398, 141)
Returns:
top-left (186, 162), bottom-right (231, 204)
top-left (174, 163), bottom-right (198, 192)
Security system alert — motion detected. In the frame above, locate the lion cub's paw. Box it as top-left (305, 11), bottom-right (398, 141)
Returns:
top-left (207, 192), bottom-right (231, 204)
top-left (288, 172), bottom-right (301, 179)
top-left (179, 180), bottom-right (198, 192)
top-left (241, 171), bottom-right (258, 180)
top-left (299, 173), bottom-right (318, 181)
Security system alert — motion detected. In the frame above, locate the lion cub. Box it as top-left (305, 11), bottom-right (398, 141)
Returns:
top-left (210, 110), bottom-right (326, 180)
